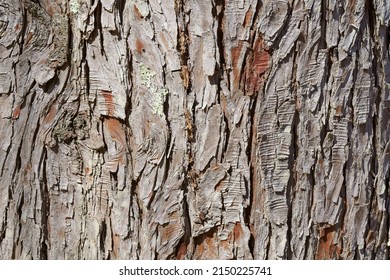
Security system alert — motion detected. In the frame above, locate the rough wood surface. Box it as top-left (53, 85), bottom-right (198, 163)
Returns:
top-left (0, 0), bottom-right (389, 259)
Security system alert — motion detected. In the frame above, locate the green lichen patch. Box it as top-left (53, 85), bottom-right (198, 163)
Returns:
top-left (139, 63), bottom-right (168, 117)
top-left (69, 0), bottom-right (80, 14)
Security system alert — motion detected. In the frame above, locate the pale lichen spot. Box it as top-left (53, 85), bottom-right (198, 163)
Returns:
top-left (139, 63), bottom-right (168, 117)
top-left (69, 0), bottom-right (80, 14)
top-left (152, 88), bottom-right (168, 117)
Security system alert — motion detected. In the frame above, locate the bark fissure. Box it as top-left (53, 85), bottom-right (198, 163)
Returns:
top-left (39, 149), bottom-right (49, 260)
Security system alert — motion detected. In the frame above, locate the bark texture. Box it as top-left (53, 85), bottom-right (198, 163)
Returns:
top-left (0, 0), bottom-right (389, 259)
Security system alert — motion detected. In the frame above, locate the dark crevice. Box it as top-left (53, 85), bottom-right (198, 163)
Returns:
top-left (66, 13), bottom-right (72, 66)
top-left (110, 171), bottom-right (118, 190)
top-left (117, 0), bottom-right (125, 26)
top-left (338, 150), bottom-right (348, 259)
top-left (285, 30), bottom-right (301, 259)
top-left (242, 176), bottom-right (250, 223)
top-left (14, 143), bottom-right (22, 174)
top-left (265, 222), bottom-right (271, 259)
top-left (39, 148), bottom-right (49, 260)
top-left (124, 40), bottom-right (133, 129)
top-left (130, 175), bottom-right (142, 258)
top-left (246, 93), bottom-right (257, 165)
top-left (214, 0), bottom-right (226, 77)
top-left (306, 157), bottom-right (316, 259)
top-left (175, 178), bottom-right (192, 259)
top-left (221, 115), bottom-right (230, 163)
top-left (162, 143), bottom-right (171, 188)
top-left (319, 0), bottom-right (327, 49)
top-left (82, 31), bottom-right (89, 67)
top-left (91, 1), bottom-right (105, 56)
top-left (287, 108), bottom-right (298, 259)
top-left (30, 97), bottom-right (40, 148)
top-left (319, 45), bottom-right (333, 156)
top-left (13, 189), bottom-right (24, 259)
top-left (162, 73), bottom-right (171, 184)
top-left (19, 2), bottom-right (29, 54)
top-left (0, 204), bottom-right (7, 244)
top-left (99, 220), bottom-right (107, 256)
top-left (107, 217), bottom-right (113, 260)
top-left (246, 94), bottom-right (257, 259)
top-left (286, 177), bottom-right (296, 260)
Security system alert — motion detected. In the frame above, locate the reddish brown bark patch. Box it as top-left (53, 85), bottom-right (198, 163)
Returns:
top-left (42, 0), bottom-right (61, 16)
top-left (104, 117), bottom-right (126, 148)
top-left (25, 32), bottom-right (34, 46)
top-left (101, 90), bottom-right (115, 117)
top-left (335, 105), bottom-right (343, 116)
top-left (245, 37), bottom-right (270, 95)
top-left (231, 42), bottom-right (245, 90)
top-left (318, 157), bottom-right (324, 169)
top-left (112, 234), bottom-right (121, 259)
top-left (231, 37), bottom-right (270, 94)
top-left (46, 5), bottom-right (55, 16)
top-left (193, 229), bottom-right (218, 259)
top-left (160, 224), bottom-right (176, 243)
top-left (176, 239), bottom-right (188, 260)
top-left (233, 222), bottom-right (243, 241)
top-left (243, 9), bottom-right (252, 27)
top-left (136, 39), bottom-right (144, 54)
top-left (12, 105), bottom-right (21, 120)
top-left (316, 225), bottom-right (342, 259)
top-left (42, 104), bottom-right (57, 125)
top-left (133, 5), bottom-right (143, 19)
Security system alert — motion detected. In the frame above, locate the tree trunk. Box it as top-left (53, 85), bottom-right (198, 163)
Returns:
top-left (0, 0), bottom-right (389, 260)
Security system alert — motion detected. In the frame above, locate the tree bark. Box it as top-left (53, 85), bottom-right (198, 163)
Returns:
top-left (0, 0), bottom-right (389, 259)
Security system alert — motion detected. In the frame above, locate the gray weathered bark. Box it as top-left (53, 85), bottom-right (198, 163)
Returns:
top-left (0, 0), bottom-right (389, 259)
